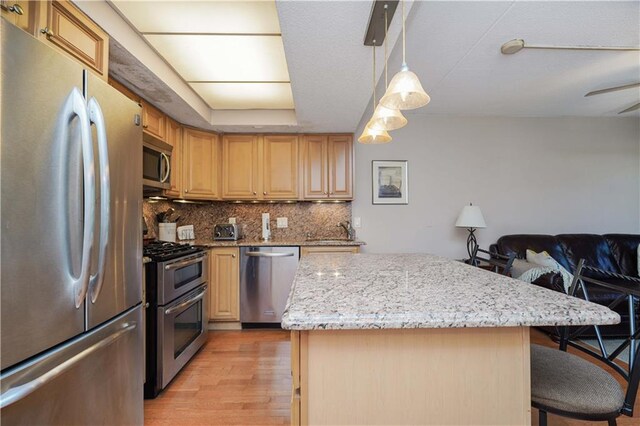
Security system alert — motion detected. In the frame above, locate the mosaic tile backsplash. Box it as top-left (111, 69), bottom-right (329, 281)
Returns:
top-left (143, 201), bottom-right (352, 241)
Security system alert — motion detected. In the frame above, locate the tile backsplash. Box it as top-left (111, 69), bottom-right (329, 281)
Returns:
top-left (143, 201), bottom-right (352, 241)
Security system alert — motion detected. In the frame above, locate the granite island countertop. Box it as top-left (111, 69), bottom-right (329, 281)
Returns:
top-left (281, 253), bottom-right (620, 330)
top-left (185, 238), bottom-right (366, 248)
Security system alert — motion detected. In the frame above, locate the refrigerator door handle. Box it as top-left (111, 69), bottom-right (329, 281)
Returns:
top-left (64, 87), bottom-right (95, 308)
top-left (0, 322), bottom-right (137, 409)
top-left (87, 97), bottom-right (110, 303)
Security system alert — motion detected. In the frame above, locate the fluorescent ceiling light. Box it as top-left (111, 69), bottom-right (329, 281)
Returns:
top-left (191, 82), bottom-right (294, 109)
top-left (110, 1), bottom-right (281, 34)
top-left (144, 34), bottom-right (290, 82)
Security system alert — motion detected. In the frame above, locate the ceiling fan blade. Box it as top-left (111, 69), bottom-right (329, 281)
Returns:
top-left (585, 82), bottom-right (640, 97)
top-left (618, 103), bottom-right (640, 114)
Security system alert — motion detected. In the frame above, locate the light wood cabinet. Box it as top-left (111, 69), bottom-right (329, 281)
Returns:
top-left (183, 128), bottom-right (220, 200)
top-left (37, 0), bottom-right (108, 80)
top-left (164, 119), bottom-right (182, 198)
top-left (328, 135), bottom-right (353, 199)
top-left (302, 134), bottom-right (353, 200)
top-left (301, 135), bottom-right (328, 199)
top-left (208, 248), bottom-right (240, 321)
top-left (263, 135), bottom-right (298, 200)
top-left (300, 246), bottom-right (360, 257)
top-left (141, 100), bottom-right (167, 142)
top-left (1, 0), bottom-right (38, 34)
top-left (221, 134), bottom-right (260, 200)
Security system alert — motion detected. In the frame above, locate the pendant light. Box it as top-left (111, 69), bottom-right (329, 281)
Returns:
top-left (380, 0), bottom-right (430, 110)
top-left (369, 5), bottom-right (407, 131)
top-left (358, 40), bottom-right (392, 144)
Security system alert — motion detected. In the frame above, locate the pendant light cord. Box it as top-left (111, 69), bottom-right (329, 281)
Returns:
top-left (401, 0), bottom-right (406, 66)
top-left (372, 41), bottom-right (376, 107)
top-left (384, 5), bottom-right (388, 88)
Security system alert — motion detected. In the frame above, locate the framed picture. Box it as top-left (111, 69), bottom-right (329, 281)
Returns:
top-left (372, 160), bottom-right (408, 205)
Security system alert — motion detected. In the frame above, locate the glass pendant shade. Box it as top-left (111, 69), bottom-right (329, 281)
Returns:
top-left (358, 121), bottom-right (392, 144)
top-left (380, 64), bottom-right (431, 110)
top-left (369, 103), bottom-right (407, 131)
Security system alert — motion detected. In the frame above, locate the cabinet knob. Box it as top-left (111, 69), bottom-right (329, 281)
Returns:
top-left (263, 191), bottom-right (267, 195)
top-left (323, 191), bottom-right (328, 195)
top-left (232, 254), bottom-right (236, 258)
top-left (7, 4), bottom-right (24, 15)
top-left (253, 191), bottom-right (257, 195)
top-left (142, 124), bottom-right (149, 129)
top-left (329, 192), bottom-right (334, 195)
top-left (185, 189), bottom-right (189, 193)
top-left (40, 27), bottom-right (54, 38)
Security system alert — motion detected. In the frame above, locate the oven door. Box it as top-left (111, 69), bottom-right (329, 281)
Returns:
top-left (158, 284), bottom-right (208, 389)
top-left (143, 141), bottom-right (171, 190)
top-left (158, 252), bottom-right (207, 305)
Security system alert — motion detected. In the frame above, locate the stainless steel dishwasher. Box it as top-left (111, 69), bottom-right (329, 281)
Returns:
top-left (240, 246), bottom-right (300, 324)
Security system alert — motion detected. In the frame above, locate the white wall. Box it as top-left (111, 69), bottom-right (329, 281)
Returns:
top-left (352, 116), bottom-right (640, 259)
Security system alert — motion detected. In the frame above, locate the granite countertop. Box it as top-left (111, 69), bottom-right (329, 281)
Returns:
top-left (184, 238), bottom-right (366, 247)
top-left (281, 253), bottom-right (620, 330)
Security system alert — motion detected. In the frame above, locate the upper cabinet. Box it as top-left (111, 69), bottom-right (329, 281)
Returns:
top-left (141, 100), bottom-right (167, 142)
top-left (38, 0), bottom-right (109, 80)
top-left (164, 119), bottom-right (182, 198)
top-left (1, 1), bottom-right (38, 34)
top-left (221, 135), bottom-right (260, 200)
top-left (182, 128), bottom-right (220, 200)
top-left (262, 135), bottom-right (298, 200)
top-left (302, 135), bottom-right (353, 200)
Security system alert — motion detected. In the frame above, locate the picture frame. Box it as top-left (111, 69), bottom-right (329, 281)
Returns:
top-left (372, 160), bottom-right (408, 205)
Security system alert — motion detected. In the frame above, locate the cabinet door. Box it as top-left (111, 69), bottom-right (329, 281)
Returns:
top-left (1, 0), bottom-right (37, 34)
top-left (222, 134), bottom-right (259, 200)
top-left (263, 135), bottom-right (298, 200)
top-left (164, 119), bottom-right (182, 198)
top-left (183, 128), bottom-right (219, 200)
top-left (328, 135), bottom-right (353, 199)
top-left (39, 0), bottom-right (109, 80)
top-left (302, 135), bottom-right (328, 199)
top-left (141, 100), bottom-right (166, 142)
top-left (209, 248), bottom-right (239, 321)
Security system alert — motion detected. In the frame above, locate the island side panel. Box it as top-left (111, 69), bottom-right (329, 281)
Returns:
top-left (294, 327), bottom-right (531, 425)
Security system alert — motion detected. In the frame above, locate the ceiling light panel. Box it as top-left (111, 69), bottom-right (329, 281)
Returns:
top-left (110, 1), bottom-right (281, 34)
top-left (190, 83), bottom-right (294, 109)
top-left (144, 34), bottom-right (290, 82)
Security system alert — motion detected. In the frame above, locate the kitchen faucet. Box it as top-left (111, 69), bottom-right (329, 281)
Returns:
top-left (338, 221), bottom-right (356, 241)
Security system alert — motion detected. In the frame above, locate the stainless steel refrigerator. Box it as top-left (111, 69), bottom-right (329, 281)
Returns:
top-left (1, 23), bottom-right (143, 424)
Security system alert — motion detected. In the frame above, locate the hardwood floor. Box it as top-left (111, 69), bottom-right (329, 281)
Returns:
top-left (144, 328), bottom-right (640, 425)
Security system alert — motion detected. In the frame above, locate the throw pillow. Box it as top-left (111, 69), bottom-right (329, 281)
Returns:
top-left (526, 249), bottom-right (574, 293)
top-left (511, 258), bottom-right (537, 278)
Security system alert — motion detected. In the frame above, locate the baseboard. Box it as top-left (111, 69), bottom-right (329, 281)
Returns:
top-left (208, 321), bottom-right (242, 330)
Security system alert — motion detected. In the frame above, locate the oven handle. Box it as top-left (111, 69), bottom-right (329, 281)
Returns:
top-left (164, 253), bottom-right (207, 270)
top-left (165, 287), bottom-right (207, 315)
top-left (245, 252), bottom-right (295, 258)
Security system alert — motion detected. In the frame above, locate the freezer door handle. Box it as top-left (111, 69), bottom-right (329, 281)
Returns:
top-left (245, 252), bottom-right (295, 258)
top-left (87, 97), bottom-right (110, 304)
top-left (63, 87), bottom-right (95, 309)
top-left (0, 322), bottom-right (137, 409)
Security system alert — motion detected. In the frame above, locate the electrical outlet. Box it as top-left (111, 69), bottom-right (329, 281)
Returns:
top-left (276, 217), bottom-right (288, 228)
top-left (353, 217), bottom-right (361, 228)
top-left (228, 217), bottom-right (236, 224)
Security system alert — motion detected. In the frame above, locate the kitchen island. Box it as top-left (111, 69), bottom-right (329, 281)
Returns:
top-left (281, 253), bottom-right (619, 425)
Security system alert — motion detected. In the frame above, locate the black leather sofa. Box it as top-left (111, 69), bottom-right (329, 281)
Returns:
top-left (492, 234), bottom-right (639, 337)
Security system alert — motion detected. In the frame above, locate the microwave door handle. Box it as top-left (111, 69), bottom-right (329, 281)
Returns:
top-left (87, 97), bottom-right (110, 303)
top-left (60, 88), bottom-right (95, 308)
top-left (164, 287), bottom-right (207, 315)
top-left (160, 152), bottom-right (170, 183)
top-left (0, 322), bottom-right (136, 409)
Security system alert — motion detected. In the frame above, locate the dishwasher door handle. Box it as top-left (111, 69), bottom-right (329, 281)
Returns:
top-left (245, 252), bottom-right (295, 258)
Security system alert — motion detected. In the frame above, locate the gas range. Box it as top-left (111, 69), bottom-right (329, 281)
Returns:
top-left (143, 240), bottom-right (201, 262)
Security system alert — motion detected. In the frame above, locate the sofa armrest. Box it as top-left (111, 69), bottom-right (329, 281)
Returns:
top-left (532, 272), bottom-right (565, 293)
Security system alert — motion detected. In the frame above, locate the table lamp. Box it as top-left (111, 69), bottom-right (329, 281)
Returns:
top-left (455, 203), bottom-right (487, 261)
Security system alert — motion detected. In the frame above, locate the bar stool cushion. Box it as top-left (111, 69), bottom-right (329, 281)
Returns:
top-left (531, 344), bottom-right (624, 416)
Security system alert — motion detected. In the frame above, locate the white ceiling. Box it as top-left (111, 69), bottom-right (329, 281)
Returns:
top-left (277, 0), bottom-right (640, 133)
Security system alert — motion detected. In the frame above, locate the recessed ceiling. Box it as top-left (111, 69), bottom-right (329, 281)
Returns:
top-left (110, 0), bottom-right (293, 110)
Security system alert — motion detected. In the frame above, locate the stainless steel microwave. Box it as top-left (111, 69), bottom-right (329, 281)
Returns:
top-left (143, 135), bottom-right (172, 191)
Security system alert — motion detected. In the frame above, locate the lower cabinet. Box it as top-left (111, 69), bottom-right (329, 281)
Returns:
top-left (208, 247), bottom-right (239, 321)
top-left (300, 246), bottom-right (360, 257)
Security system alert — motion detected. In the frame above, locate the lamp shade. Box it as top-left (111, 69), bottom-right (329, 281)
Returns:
top-left (358, 122), bottom-right (392, 144)
top-left (380, 65), bottom-right (431, 110)
top-left (369, 103), bottom-right (407, 131)
top-left (455, 205), bottom-right (486, 229)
